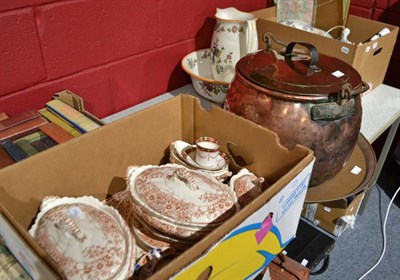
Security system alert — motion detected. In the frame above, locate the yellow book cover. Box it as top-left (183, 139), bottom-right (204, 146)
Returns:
top-left (45, 99), bottom-right (101, 133)
top-left (14, 131), bottom-right (43, 142)
top-left (39, 108), bottom-right (82, 137)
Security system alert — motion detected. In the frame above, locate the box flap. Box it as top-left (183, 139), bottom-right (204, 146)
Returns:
top-left (313, 0), bottom-right (343, 38)
top-left (53, 90), bottom-right (105, 126)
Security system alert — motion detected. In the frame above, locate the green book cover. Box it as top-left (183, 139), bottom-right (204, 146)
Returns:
top-left (14, 139), bottom-right (39, 157)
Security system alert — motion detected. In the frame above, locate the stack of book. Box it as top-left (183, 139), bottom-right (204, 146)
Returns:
top-left (0, 241), bottom-right (32, 280)
top-left (0, 98), bottom-right (102, 169)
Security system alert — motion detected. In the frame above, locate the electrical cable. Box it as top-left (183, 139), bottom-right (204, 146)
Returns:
top-left (358, 185), bottom-right (400, 280)
top-left (322, 25), bottom-right (346, 38)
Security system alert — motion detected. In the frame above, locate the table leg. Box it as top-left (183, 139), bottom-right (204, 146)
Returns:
top-left (359, 117), bottom-right (399, 214)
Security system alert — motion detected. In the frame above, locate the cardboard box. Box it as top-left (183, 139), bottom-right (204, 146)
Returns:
top-left (252, 7), bottom-right (399, 90)
top-left (0, 95), bottom-right (314, 279)
top-left (302, 192), bottom-right (365, 237)
top-left (53, 89), bottom-right (105, 126)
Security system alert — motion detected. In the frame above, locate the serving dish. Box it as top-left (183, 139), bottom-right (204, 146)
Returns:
top-left (181, 48), bottom-right (229, 105)
top-left (229, 168), bottom-right (268, 207)
top-left (29, 196), bottom-right (136, 280)
top-left (126, 164), bottom-right (237, 240)
top-left (131, 214), bottom-right (193, 251)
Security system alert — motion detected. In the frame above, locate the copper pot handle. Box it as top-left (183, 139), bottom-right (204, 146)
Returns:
top-left (339, 81), bottom-right (370, 102)
top-left (284, 42), bottom-right (321, 72)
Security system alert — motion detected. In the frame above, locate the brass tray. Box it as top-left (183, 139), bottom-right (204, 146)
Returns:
top-left (305, 133), bottom-right (376, 202)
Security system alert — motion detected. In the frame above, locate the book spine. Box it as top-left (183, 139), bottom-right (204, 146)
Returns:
top-left (14, 132), bottom-right (43, 143)
top-left (0, 243), bottom-right (32, 280)
top-left (1, 140), bottom-right (27, 162)
top-left (14, 139), bottom-right (39, 157)
top-left (0, 147), bottom-right (15, 168)
top-left (0, 265), bottom-right (12, 280)
top-left (39, 122), bottom-right (74, 144)
top-left (0, 110), bottom-right (40, 131)
top-left (30, 139), bottom-right (49, 152)
top-left (0, 117), bottom-right (48, 142)
top-left (39, 109), bottom-right (82, 137)
top-left (45, 99), bottom-right (101, 133)
top-left (39, 135), bottom-right (57, 148)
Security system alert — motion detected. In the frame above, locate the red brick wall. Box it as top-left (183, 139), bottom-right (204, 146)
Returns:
top-left (0, 0), bottom-right (267, 118)
top-left (0, 0), bottom-right (398, 118)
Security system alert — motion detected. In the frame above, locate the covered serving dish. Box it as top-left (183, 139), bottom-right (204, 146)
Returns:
top-left (225, 34), bottom-right (370, 186)
top-left (126, 164), bottom-right (237, 240)
top-left (29, 196), bottom-right (136, 280)
top-left (229, 168), bottom-right (268, 207)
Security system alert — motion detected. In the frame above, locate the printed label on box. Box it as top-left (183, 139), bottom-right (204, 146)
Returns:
top-left (277, 174), bottom-right (311, 222)
top-left (173, 162), bottom-right (314, 280)
top-left (341, 46), bottom-right (350, 54)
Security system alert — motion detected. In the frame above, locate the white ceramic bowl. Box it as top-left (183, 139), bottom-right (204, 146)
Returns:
top-left (181, 48), bottom-right (229, 105)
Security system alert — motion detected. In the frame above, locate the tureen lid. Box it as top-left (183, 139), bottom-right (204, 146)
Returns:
top-left (127, 164), bottom-right (236, 225)
top-left (29, 196), bottom-right (134, 280)
top-left (236, 40), bottom-right (367, 98)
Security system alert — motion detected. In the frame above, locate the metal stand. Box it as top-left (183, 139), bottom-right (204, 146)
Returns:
top-left (359, 117), bottom-right (399, 214)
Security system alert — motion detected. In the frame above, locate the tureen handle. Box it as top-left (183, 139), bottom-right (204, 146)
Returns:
top-left (126, 165), bottom-right (140, 181)
top-left (168, 168), bottom-right (199, 191)
top-left (55, 216), bottom-right (87, 243)
top-left (252, 177), bottom-right (269, 191)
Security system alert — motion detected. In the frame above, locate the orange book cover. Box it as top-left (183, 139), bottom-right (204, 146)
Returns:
top-left (38, 122), bottom-right (75, 144)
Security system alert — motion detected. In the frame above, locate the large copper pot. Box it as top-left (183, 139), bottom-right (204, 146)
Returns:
top-left (225, 37), bottom-right (369, 186)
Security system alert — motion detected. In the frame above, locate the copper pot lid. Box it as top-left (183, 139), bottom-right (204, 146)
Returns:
top-left (236, 38), bottom-right (367, 99)
top-left (127, 164), bottom-right (237, 226)
top-left (29, 196), bottom-right (135, 280)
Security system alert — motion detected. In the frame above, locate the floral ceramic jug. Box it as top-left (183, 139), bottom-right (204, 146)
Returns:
top-left (210, 7), bottom-right (258, 83)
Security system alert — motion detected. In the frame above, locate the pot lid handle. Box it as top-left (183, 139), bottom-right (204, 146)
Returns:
top-left (284, 42), bottom-right (321, 72)
top-left (262, 32), bottom-right (288, 50)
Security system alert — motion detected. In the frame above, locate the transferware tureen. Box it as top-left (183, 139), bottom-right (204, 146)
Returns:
top-left (29, 196), bottom-right (136, 280)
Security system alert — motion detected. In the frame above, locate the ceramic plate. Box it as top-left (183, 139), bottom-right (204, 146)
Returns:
top-left (181, 146), bottom-right (229, 171)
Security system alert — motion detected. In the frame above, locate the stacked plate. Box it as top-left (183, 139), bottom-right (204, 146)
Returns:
top-left (169, 140), bottom-right (232, 182)
top-left (126, 164), bottom-right (238, 246)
